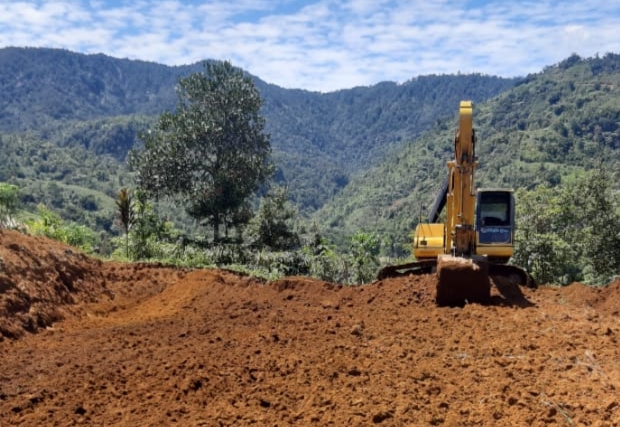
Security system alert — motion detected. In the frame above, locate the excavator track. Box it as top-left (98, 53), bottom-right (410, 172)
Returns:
top-left (376, 260), bottom-right (437, 280)
top-left (489, 263), bottom-right (537, 289)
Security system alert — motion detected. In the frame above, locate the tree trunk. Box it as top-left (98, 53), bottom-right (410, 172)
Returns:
top-left (213, 220), bottom-right (220, 243)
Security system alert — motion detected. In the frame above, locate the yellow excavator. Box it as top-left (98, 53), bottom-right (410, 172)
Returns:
top-left (377, 101), bottom-right (534, 306)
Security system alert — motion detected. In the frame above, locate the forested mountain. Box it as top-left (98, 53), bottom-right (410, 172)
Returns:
top-left (260, 74), bottom-right (518, 210)
top-left (5, 48), bottom-right (619, 254)
top-left (0, 47), bottom-right (518, 224)
top-left (0, 47), bottom-right (191, 130)
top-left (314, 53), bottom-right (620, 251)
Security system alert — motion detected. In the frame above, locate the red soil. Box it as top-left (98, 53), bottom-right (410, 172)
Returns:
top-left (1, 229), bottom-right (619, 426)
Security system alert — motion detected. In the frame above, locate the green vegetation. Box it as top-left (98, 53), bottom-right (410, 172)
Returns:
top-left (0, 47), bottom-right (518, 218)
top-left (1, 48), bottom-right (620, 285)
top-left (315, 53), bottom-right (620, 251)
top-left (115, 188), bottom-right (134, 258)
top-left (514, 166), bottom-right (620, 286)
top-left (129, 61), bottom-right (273, 241)
top-left (27, 205), bottom-right (98, 254)
top-left (246, 186), bottom-right (301, 251)
top-left (0, 183), bottom-right (20, 217)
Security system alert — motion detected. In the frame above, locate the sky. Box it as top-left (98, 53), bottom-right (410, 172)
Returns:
top-left (0, 0), bottom-right (619, 92)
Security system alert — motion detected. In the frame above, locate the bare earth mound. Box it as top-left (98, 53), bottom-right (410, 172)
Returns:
top-left (1, 230), bottom-right (619, 426)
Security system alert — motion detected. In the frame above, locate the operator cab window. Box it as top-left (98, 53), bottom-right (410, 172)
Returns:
top-left (479, 191), bottom-right (511, 226)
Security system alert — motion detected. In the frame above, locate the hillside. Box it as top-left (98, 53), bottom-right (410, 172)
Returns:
top-left (1, 230), bottom-right (619, 426)
top-left (0, 47), bottom-right (517, 220)
top-left (315, 53), bottom-right (620, 248)
top-left (261, 74), bottom-right (518, 210)
top-left (4, 48), bottom-right (619, 252)
top-left (0, 47), bottom-right (192, 130)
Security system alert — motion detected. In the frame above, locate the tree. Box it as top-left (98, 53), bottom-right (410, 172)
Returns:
top-left (513, 185), bottom-right (581, 285)
top-left (247, 186), bottom-right (300, 251)
top-left (514, 167), bottom-right (620, 285)
top-left (129, 189), bottom-right (169, 260)
top-left (115, 188), bottom-right (134, 258)
top-left (0, 183), bottom-right (20, 217)
top-left (129, 60), bottom-right (273, 242)
top-left (577, 166), bottom-right (620, 284)
top-left (349, 232), bottom-right (381, 284)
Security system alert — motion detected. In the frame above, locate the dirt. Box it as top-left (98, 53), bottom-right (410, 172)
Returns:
top-left (0, 229), bottom-right (619, 427)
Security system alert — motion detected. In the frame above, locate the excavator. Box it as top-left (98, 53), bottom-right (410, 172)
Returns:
top-left (377, 101), bottom-right (534, 306)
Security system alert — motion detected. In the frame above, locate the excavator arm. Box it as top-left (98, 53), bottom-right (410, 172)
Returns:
top-left (447, 100), bottom-right (478, 257)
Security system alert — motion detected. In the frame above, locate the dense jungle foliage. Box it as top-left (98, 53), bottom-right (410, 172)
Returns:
top-left (0, 47), bottom-right (517, 214)
top-left (1, 48), bottom-right (620, 285)
top-left (315, 54), bottom-right (620, 249)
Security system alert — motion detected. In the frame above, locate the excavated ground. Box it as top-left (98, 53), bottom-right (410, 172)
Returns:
top-left (1, 229), bottom-right (619, 426)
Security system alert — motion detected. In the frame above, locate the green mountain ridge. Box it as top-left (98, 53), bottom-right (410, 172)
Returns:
top-left (264, 74), bottom-right (518, 210)
top-left (3, 48), bottom-right (619, 254)
top-left (0, 47), bottom-right (517, 222)
top-left (0, 47), bottom-right (194, 130)
top-left (314, 53), bottom-right (620, 251)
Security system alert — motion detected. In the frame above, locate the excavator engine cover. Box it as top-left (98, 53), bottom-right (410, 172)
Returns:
top-left (436, 255), bottom-right (491, 306)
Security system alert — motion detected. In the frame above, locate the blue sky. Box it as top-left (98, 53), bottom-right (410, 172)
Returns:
top-left (1, 0), bottom-right (619, 92)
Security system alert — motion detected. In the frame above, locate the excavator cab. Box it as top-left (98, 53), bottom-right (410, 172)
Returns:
top-left (475, 189), bottom-right (515, 263)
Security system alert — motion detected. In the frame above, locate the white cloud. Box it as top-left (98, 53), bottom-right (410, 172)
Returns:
top-left (0, 0), bottom-right (619, 91)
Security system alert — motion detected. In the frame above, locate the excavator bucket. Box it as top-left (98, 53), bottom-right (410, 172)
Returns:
top-left (435, 255), bottom-right (491, 306)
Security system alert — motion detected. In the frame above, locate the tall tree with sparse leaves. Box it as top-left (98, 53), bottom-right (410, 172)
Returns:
top-left (129, 60), bottom-right (273, 241)
top-left (115, 188), bottom-right (134, 258)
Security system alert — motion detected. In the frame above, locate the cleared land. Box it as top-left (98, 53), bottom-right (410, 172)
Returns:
top-left (1, 229), bottom-right (619, 426)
